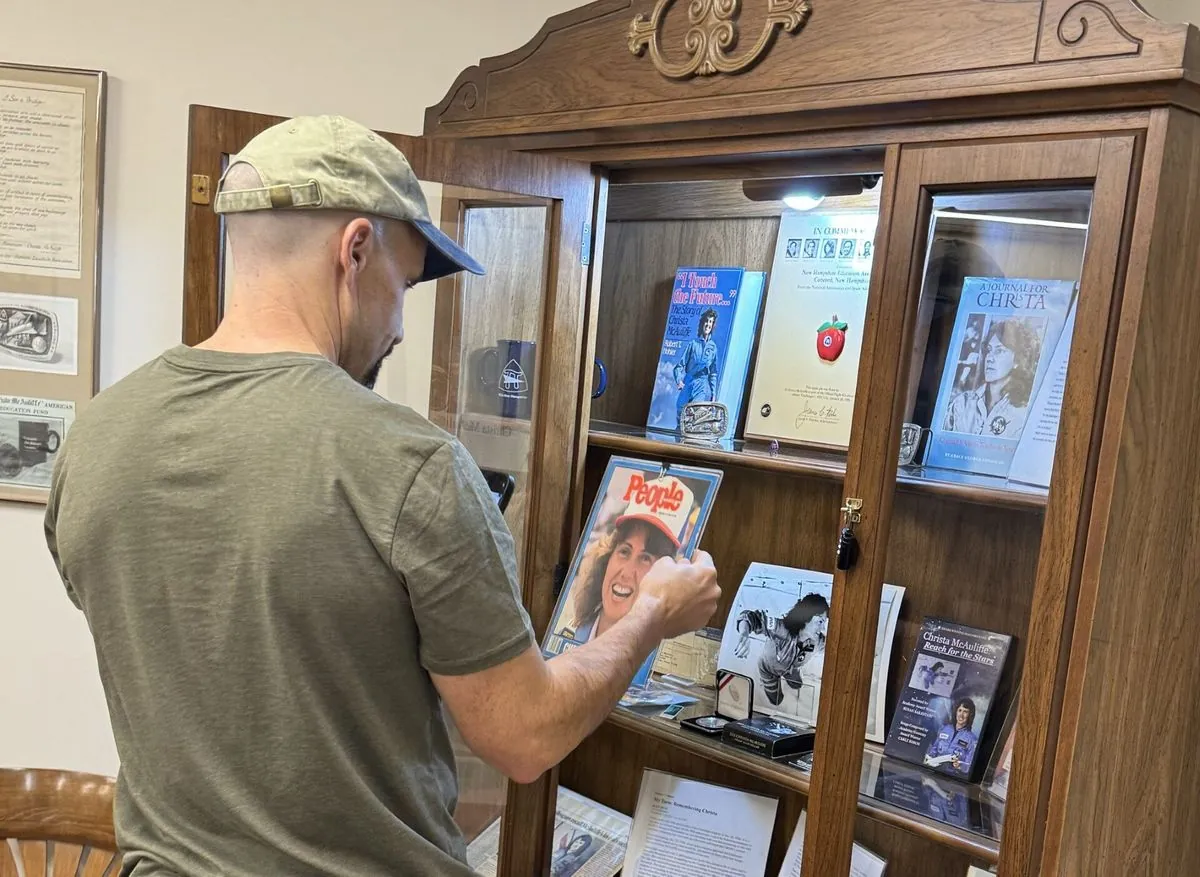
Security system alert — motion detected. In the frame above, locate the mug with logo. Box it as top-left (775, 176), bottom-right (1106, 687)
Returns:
top-left (18, 420), bottom-right (61, 468)
top-left (474, 339), bottom-right (537, 420)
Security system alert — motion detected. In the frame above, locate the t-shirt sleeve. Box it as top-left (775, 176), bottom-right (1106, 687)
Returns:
top-left (390, 440), bottom-right (535, 676)
top-left (43, 433), bottom-right (81, 610)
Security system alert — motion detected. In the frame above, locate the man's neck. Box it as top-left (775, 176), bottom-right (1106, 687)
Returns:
top-left (196, 285), bottom-right (339, 363)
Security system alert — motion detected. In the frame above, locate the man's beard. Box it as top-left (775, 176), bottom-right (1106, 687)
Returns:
top-left (360, 357), bottom-right (384, 390)
top-left (358, 340), bottom-right (397, 391)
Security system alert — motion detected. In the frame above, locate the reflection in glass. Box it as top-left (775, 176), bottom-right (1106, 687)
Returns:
top-left (903, 190), bottom-right (1093, 495)
top-left (425, 190), bottom-right (552, 848)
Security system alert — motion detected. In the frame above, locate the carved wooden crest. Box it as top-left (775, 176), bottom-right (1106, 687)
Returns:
top-left (628, 0), bottom-right (812, 80)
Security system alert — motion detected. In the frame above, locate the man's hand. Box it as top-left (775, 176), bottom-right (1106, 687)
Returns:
top-left (432, 550), bottom-right (720, 785)
top-left (634, 550), bottom-right (720, 640)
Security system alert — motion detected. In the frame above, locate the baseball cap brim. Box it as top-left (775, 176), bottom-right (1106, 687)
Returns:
top-left (412, 219), bottom-right (486, 283)
top-left (613, 513), bottom-right (682, 551)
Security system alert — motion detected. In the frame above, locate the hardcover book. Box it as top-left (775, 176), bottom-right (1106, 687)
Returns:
top-left (646, 267), bottom-right (766, 437)
top-left (883, 617), bottom-right (1012, 781)
top-left (542, 456), bottom-right (723, 688)
top-left (744, 209), bottom-right (879, 448)
top-left (925, 276), bottom-right (1076, 479)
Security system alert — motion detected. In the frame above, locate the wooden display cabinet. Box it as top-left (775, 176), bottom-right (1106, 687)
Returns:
top-left (181, 1), bottom-right (1200, 875)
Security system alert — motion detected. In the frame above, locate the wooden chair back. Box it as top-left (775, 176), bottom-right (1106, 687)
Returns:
top-left (0, 769), bottom-right (121, 877)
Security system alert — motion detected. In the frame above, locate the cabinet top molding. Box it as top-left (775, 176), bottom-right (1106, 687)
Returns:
top-left (424, 0), bottom-right (1197, 144)
top-left (627, 0), bottom-right (813, 80)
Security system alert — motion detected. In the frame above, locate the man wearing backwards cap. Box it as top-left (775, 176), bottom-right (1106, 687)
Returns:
top-left (44, 116), bottom-right (720, 877)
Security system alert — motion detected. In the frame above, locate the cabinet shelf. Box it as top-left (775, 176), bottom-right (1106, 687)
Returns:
top-left (607, 704), bottom-right (1002, 864)
top-left (588, 421), bottom-right (1047, 511)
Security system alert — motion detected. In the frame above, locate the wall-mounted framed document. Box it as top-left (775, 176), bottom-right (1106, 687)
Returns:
top-left (0, 62), bottom-right (106, 504)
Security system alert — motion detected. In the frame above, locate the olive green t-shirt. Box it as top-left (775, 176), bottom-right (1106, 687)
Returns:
top-left (44, 345), bottom-right (535, 877)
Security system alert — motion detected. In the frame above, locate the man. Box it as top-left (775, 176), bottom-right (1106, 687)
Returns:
top-left (44, 115), bottom-right (720, 877)
top-left (672, 307), bottom-right (719, 422)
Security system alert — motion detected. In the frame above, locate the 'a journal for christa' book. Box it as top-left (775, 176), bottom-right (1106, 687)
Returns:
top-left (645, 267), bottom-right (765, 437)
top-left (541, 456), bottom-right (722, 688)
top-left (925, 276), bottom-right (1076, 479)
top-left (883, 617), bottom-right (1012, 781)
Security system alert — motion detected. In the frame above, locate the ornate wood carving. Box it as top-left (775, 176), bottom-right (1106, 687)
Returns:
top-left (628, 0), bottom-right (812, 79)
top-left (1038, 0), bottom-right (1146, 62)
top-left (1058, 1), bottom-right (1142, 51)
top-left (424, 0), bottom-right (1191, 145)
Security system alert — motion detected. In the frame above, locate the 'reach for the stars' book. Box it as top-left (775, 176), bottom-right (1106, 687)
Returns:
top-left (884, 617), bottom-right (1012, 782)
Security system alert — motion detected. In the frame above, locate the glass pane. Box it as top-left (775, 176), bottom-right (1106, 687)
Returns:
top-left (877, 187), bottom-right (1094, 856)
top-left (423, 185), bottom-right (552, 850)
top-left (902, 188), bottom-right (1092, 494)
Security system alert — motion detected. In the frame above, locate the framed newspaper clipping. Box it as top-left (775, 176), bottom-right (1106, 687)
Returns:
top-left (0, 62), bottom-right (106, 504)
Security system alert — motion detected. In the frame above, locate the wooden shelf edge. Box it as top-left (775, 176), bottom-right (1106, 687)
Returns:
top-left (587, 424), bottom-right (1047, 511)
top-left (605, 709), bottom-right (1001, 864)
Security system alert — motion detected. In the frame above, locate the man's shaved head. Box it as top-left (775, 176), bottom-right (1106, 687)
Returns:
top-left (218, 163), bottom-right (427, 389)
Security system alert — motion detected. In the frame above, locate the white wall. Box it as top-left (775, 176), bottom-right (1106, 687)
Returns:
top-left (0, 0), bottom-right (580, 777)
top-left (0, 0), bottom-right (1194, 779)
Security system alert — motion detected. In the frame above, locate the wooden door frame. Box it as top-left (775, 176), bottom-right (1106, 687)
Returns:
top-left (181, 103), bottom-right (598, 876)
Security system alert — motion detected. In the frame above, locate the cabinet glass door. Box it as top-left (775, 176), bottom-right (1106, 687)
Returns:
top-left (182, 106), bottom-right (596, 877)
top-left (802, 136), bottom-right (1137, 877)
top-left (423, 186), bottom-right (553, 855)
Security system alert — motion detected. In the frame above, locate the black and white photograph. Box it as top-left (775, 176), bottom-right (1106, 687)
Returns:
top-left (941, 313), bottom-right (1046, 439)
top-left (717, 562), bottom-right (904, 741)
top-left (821, 238), bottom-right (838, 259)
top-left (785, 238), bottom-right (801, 259)
top-left (909, 653), bottom-right (961, 697)
top-left (719, 564), bottom-right (830, 723)
top-left (0, 291), bottom-right (79, 376)
top-left (802, 238), bottom-right (818, 259)
top-left (838, 238), bottom-right (856, 259)
top-left (0, 394), bottom-right (75, 491)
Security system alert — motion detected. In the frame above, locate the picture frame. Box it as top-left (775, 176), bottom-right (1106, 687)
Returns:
top-left (0, 61), bottom-right (106, 504)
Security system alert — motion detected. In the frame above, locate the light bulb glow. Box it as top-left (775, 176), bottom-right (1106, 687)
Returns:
top-left (783, 194), bottom-right (825, 211)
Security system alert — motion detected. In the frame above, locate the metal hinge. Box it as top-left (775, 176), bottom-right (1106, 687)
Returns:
top-left (191, 174), bottom-right (212, 205)
top-left (581, 221), bottom-right (592, 266)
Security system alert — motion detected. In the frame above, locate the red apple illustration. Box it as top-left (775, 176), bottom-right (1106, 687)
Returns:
top-left (816, 315), bottom-right (848, 362)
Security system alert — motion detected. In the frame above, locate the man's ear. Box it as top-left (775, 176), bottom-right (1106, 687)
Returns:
top-left (340, 218), bottom-right (376, 289)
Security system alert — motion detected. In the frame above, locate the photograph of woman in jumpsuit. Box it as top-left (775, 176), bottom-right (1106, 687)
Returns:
top-left (717, 563), bottom-right (904, 741)
top-left (673, 308), bottom-right (720, 421)
top-left (732, 593), bottom-right (830, 708)
top-left (923, 697), bottom-right (979, 777)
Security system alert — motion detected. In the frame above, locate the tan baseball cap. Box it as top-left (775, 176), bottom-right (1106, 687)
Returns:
top-left (212, 115), bottom-right (485, 283)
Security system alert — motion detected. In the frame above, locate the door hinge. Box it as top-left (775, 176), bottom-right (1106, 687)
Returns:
top-left (581, 221), bottom-right (592, 266)
top-left (191, 174), bottom-right (212, 205)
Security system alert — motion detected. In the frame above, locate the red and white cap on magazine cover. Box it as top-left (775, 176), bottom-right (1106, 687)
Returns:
top-left (613, 472), bottom-right (696, 550)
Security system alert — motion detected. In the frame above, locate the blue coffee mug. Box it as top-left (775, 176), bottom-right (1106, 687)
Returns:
top-left (592, 357), bottom-right (608, 399)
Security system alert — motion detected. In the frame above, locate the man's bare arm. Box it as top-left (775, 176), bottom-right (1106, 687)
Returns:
top-left (431, 552), bottom-right (719, 784)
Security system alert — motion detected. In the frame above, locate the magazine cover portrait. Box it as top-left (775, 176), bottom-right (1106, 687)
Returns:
top-left (542, 457), bottom-right (722, 687)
